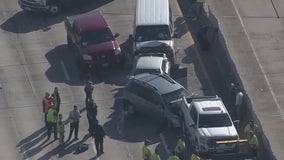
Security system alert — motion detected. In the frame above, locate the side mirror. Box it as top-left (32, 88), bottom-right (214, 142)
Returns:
top-left (233, 120), bottom-right (240, 124)
top-left (114, 33), bottom-right (119, 38)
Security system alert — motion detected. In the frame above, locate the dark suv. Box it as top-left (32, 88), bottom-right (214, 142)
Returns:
top-left (123, 73), bottom-right (191, 128)
top-left (64, 12), bottom-right (123, 71)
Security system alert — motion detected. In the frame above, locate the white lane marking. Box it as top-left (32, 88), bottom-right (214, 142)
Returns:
top-left (231, 0), bottom-right (284, 120)
top-left (60, 61), bottom-right (70, 81)
top-left (91, 138), bottom-right (100, 160)
top-left (159, 133), bottom-right (171, 155)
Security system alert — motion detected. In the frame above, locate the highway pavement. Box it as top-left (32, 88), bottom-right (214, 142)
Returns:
top-left (0, 0), bottom-right (214, 159)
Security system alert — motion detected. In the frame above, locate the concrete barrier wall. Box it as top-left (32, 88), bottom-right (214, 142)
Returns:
top-left (204, 4), bottom-right (276, 160)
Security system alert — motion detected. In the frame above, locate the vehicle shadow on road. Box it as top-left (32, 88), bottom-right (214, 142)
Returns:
top-left (102, 90), bottom-right (161, 144)
top-left (181, 45), bottom-right (213, 95)
top-left (45, 44), bottom-right (128, 86)
top-left (0, 0), bottom-right (113, 33)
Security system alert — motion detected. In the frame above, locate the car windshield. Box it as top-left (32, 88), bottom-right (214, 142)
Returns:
top-left (81, 28), bottom-right (114, 45)
top-left (162, 88), bottom-right (189, 104)
top-left (198, 113), bottom-right (232, 128)
top-left (135, 25), bottom-right (171, 42)
top-left (134, 69), bottom-right (161, 75)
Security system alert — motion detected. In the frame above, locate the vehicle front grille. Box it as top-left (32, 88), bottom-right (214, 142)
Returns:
top-left (91, 52), bottom-right (113, 63)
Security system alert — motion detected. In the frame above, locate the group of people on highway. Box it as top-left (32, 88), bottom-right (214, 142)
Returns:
top-left (143, 135), bottom-right (201, 160)
top-left (41, 80), bottom-right (105, 156)
top-left (142, 119), bottom-right (260, 160)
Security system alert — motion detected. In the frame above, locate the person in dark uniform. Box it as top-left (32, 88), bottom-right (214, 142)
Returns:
top-left (51, 87), bottom-right (61, 113)
top-left (84, 81), bottom-right (94, 105)
top-left (86, 99), bottom-right (98, 135)
top-left (92, 120), bottom-right (105, 156)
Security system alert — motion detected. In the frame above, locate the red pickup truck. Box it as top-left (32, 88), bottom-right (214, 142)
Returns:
top-left (64, 12), bottom-right (124, 71)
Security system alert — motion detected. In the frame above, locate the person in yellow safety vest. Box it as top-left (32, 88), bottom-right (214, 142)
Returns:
top-left (191, 150), bottom-right (201, 160)
top-left (47, 105), bottom-right (58, 140)
top-left (244, 120), bottom-right (259, 138)
top-left (174, 135), bottom-right (186, 160)
top-left (248, 131), bottom-right (259, 158)
top-left (151, 147), bottom-right (161, 160)
top-left (57, 114), bottom-right (65, 145)
top-left (167, 152), bottom-right (180, 160)
top-left (143, 139), bottom-right (152, 160)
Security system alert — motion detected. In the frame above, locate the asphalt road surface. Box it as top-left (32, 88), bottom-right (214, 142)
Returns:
top-left (0, 0), bottom-right (213, 159)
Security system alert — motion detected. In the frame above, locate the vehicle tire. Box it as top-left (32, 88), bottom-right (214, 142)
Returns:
top-left (77, 58), bottom-right (90, 73)
top-left (67, 36), bottom-right (73, 48)
top-left (48, 4), bottom-right (59, 16)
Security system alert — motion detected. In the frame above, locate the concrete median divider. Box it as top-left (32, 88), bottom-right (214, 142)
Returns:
top-left (203, 3), bottom-right (275, 160)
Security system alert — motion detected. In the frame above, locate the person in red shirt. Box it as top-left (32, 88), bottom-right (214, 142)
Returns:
top-left (42, 92), bottom-right (52, 127)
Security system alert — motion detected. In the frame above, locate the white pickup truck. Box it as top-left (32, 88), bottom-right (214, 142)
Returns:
top-left (181, 96), bottom-right (240, 158)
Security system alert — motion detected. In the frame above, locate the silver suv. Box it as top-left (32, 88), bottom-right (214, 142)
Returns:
top-left (181, 96), bottom-right (239, 157)
top-left (123, 73), bottom-right (190, 128)
top-left (131, 53), bottom-right (170, 76)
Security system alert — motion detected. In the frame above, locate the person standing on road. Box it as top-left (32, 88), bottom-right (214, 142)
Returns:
top-left (84, 81), bottom-right (94, 105)
top-left (167, 152), bottom-right (180, 160)
top-left (244, 120), bottom-right (259, 138)
top-left (42, 92), bottom-right (52, 127)
top-left (67, 105), bottom-right (81, 141)
top-left (46, 105), bottom-right (58, 140)
top-left (235, 89), bottom-right (244, 120)
top-left (151, 147), bottom-right (161, 160)
top-left (143, 139), bottom-right (152, 160)
top-left (174, 135), bottom-right (186, 160)
top-left (92, 120), bottom-right (106, 156)
top-left (191, 150), bottom-right (201, 160)
top-left (51, 87), bottom-right (61, 113)
top-left (86, 99), bottom-right (98, 135)
top-left (57, 113), bottom-right (65, 145)
top-left (248, 131), bottom-right (259, 159)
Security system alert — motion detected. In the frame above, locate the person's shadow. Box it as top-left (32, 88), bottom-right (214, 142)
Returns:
top-left (17, 127), bottom-right (47, 156)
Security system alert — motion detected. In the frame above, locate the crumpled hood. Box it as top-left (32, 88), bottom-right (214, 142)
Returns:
top-left (81, 41), bottom-right (120, 54)
top-left (136, 40), bottom-right (173, 50)
top-left (198, 126), bottom-right (238, 138)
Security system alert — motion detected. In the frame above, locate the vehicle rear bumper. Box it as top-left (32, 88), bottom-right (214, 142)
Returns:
top-left (18, 0), bottom-right (48, 12)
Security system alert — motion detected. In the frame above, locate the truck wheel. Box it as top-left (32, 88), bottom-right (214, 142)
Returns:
top-left (48, 5), bottom-right (59, 16)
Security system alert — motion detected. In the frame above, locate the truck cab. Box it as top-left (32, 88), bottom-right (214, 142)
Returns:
top-left (64, 12), bottom-right (123, 71)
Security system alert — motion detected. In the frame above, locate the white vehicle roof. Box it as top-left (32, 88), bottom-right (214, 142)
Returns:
top-left (136, 56), bottom-right (164, 69)
top-left (192, 98), bottom-right (228, 115)
top-left (136, 0), bottom-right (170, 26)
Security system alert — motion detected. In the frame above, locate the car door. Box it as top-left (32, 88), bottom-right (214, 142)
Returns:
top-left (188, 105), bottom-right (199, 139)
